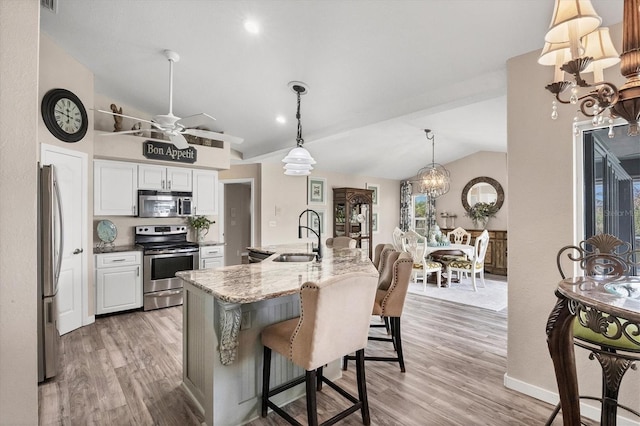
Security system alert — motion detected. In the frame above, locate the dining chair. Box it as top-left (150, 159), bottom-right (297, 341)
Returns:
top-left (392, 227), bottom-right (404, 251)
top-left (261, 271), bottom-right (378, 426)
top-left (343, 250), bottom-right (413, 373)
top-left (402, 229), bottom-right (440, 287)
top-left (446, 229), bottom-right (489, 291)
top-left (547, 233), bottom-right (640, 425)
top-left (325, 236), bottom-right (357, 248)
top-left (446, 226), bottom-right (472, 245)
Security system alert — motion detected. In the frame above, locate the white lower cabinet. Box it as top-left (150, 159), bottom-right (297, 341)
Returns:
top-left (95, 251), bottom-right (142, 315)
top-left (200, 245), bottom-right (224, 269)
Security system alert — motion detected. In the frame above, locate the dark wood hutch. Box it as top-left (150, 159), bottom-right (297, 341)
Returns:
top-left (332, 187), bottom-right (374, 259)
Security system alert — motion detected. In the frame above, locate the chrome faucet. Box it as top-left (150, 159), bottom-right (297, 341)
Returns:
top-left (298, 209), bottom-right (322, 261)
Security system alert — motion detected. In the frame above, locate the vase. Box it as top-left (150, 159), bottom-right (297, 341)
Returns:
top-left (195, 228), bottom-right (208, 242)
top-left (474, 218), bottom-right (488, 229)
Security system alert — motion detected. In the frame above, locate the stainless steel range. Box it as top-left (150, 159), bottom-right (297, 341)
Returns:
top-left (135, 225), bottom-right (199, 311)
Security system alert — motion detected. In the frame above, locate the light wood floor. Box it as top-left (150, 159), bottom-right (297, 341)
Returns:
top-left (39, 293), bottom-right (593, 425)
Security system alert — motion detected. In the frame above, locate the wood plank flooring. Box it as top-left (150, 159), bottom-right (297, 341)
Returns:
top-left (39, 292), bottom-right (594, 425)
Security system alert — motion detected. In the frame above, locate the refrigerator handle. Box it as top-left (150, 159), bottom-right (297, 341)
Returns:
top-left (53, 178), bottom-right (64, 290)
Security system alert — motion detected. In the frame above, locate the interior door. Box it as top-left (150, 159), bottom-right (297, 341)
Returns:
top-left (41, 144), bottom-right (87, 335)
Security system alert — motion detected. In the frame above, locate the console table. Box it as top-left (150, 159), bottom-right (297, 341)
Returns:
top-left (546, 276), bottom-right (640, 425)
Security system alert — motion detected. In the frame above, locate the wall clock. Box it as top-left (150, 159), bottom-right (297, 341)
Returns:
top-left (41, 88), bottom-right (88, 143)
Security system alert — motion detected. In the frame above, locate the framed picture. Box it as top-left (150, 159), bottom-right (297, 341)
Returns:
top-left (366, 183), bottom-right (379, 206)
top-left (308, 177), bottom-right (327, 205)
top-left (372, 212), bottom-right (379, 233)
top-left (307, 209), bottom-right (326, 237)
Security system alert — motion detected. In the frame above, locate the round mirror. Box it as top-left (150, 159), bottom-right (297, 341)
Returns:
top-left (461, 176), bottom-right (504, 212)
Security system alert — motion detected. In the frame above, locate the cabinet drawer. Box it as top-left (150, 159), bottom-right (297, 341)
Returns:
top-left (200, 245), bottom-right (223, 258)
top-left (95, 251), bottom-right (141, 268)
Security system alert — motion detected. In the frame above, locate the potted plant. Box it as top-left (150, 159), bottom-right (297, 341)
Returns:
top-left (465, 201), bottom-right (498, 229)
top-left (187, 215), bottom-right (215, 242)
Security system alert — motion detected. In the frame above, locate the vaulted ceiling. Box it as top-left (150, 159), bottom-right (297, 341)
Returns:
top-left (40, 0), bottom-right (623, 179)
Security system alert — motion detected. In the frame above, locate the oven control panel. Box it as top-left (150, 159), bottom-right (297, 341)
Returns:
top-left (135, 225), bottom-right (188, 235)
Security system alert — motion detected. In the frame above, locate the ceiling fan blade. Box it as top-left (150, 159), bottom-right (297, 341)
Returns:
top-left (98, 129), bottom-right (152, 136)
top-left (182, 128), bottom-right (244, 144)
top-left (169, 133), bottom-right (189, 150)
top-left (97, 109), bottom-right (157, 126)
top-left (175, 112), bottom-right (217, 130)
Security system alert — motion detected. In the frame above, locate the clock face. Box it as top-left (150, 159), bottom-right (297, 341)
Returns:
top-left (41, 88), bottom-right (88, 143)
top-left (54, 98), bottom-right (83, 135)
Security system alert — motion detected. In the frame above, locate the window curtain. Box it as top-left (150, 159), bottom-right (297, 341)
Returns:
top-left (400, 180), bottom-right (412, 231)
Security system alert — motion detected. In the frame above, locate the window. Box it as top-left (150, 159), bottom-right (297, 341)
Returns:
top-left (583, 124), bottom-right (639, 261)
top-left (411, 194), bottom-right (435, 237)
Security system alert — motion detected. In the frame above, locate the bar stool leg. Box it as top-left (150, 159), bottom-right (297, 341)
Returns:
top-left (305, 370), bottom-right (319, 426)
top-left (393, 317), bottom-right (406, 373)
top-left (316, 366), bottom-right (323, 391)
top-left (355, 349), bottom-right (371, 425)
top-left (261, 346), bottom-right (271, 417)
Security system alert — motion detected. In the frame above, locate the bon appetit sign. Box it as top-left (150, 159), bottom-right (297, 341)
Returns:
top-left (143, 140), bottom-right (197, 164)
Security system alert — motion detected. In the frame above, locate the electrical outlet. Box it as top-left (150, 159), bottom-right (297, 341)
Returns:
top-left (241, 311), bottom-right (251, 330)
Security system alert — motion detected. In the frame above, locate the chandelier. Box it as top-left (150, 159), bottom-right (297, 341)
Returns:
top-left (538, 0), bottom-right (640, 136)
top-left (414, 129), bottom-right (450, 198)
top-left (282, 81), bottom-right (316, 176)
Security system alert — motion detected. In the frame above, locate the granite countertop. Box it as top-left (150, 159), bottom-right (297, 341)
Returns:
top-left (176, 243), bottom-right (377, 304)
top-left (93, 244), bottom-right (141, 254)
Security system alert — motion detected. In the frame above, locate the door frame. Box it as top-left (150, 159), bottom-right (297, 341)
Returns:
top-left (219, 178), bottom-right (255, 256)
top-left (40, 143), bottom-right (92, 328)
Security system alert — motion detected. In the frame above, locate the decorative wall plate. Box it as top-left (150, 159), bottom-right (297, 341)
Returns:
top-left (97, 220), bottom-right (117, 243)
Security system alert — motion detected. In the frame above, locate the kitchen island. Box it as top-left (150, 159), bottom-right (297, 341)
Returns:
top-left (176, 244), bottom-right (377, 426)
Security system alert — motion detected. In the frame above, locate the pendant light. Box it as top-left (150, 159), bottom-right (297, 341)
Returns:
top-left (282, 81), bottom-right (316, 176)
top-left (414, 129), bottom-right (450, 198)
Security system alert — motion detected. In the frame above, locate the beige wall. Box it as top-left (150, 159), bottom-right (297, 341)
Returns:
top-left (220, 163), bottom-right (262, 247)
top-left (38, 33), bottom-right (97, 319)
top-left (0, 0), bottom-right (39, 422)
top-left (506, 22), bottom-right (639, 420)
top-left (259, 163), bottom-right (401, 248)
top-left (433, 151), bottom-right (508, 231)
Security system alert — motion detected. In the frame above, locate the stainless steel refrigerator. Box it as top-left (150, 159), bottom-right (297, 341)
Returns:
top-left (37, 164), bottom-right (63, 382)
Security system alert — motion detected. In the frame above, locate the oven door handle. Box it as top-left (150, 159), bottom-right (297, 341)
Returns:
top-left (147, 289), bottom-right (183, 298)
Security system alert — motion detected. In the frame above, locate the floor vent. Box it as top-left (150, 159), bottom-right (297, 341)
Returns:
top-left (40, 0), bottom-right (57, 13)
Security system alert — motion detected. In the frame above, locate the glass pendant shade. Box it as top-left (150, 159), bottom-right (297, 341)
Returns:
top-left (282, 146), bottom-right (316, 165)
top-left (282, 81), bottom-right (316, 175)
top-left (416, 164), bottom-right (450, 198)
top-left (414, 129), bottom-right (450, 199)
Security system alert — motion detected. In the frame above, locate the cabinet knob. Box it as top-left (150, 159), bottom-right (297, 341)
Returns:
top-left (73, 248), bottom-right (83, 255)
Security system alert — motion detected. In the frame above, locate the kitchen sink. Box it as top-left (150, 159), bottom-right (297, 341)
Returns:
top-left (272, 253), bottom-right (317, 262)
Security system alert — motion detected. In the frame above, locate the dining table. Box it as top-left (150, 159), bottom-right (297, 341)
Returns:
top-left (422, 243), bottom-right (475, 284)
top-left (424, 243), bottom-right (475, 258)
top-left (546, 275), bottom-right (640, 425)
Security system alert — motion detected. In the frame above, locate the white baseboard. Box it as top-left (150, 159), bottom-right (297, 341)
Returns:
top-left (503, 373), bottom-right (640, 426)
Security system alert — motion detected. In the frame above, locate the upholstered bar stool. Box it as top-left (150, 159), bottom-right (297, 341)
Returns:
top-left (344, 251), bottom-right (413, 373)
top-left (325, 236), bottom-right (357, 248)
top-left (373, 243), bottom-right (394, 270)
top-left (261, 271), bottom-right (378, 426)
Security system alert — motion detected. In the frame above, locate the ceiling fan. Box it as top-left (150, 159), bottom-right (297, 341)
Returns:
top-left (98, 50), bottom-right (243, 150)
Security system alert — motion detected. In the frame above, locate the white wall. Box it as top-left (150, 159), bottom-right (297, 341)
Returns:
top-left (506, 21), bottom-right (639, 420)
top-left (0, 1), bottom-right (39, 422)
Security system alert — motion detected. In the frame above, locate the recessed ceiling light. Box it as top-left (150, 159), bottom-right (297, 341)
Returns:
top-left (276, 115), bottom-right (286, 124)
top-left (244, 20), bottom-right (260, 35)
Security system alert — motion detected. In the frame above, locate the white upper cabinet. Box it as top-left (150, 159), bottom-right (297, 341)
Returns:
top-left (138, 164), bottom-right (192, 192)
top-left (94, 160), bottom-right (138, 216)
top-left (192, 169), bottom-right (218, 215)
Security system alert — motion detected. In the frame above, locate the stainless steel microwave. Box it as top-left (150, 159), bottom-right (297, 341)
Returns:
top-left (138, 190), bottom-right (193, 218)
